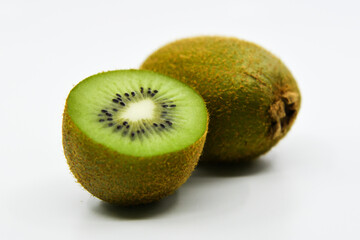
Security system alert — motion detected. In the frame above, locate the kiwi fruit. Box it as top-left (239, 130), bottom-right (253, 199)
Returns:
top-left (62, 70), bottom-right (208, 205)
top-left (141, 36), bottom-right (301, 162)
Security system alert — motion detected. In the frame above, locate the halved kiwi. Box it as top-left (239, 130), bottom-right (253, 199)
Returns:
top-left (62, 70), bottom-right (208, 205)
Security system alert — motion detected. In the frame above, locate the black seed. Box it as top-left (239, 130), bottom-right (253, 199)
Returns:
top-left (154, 90), bottom-right (158, 93)
top-left (117, 125), bottom-right (122, 130)
top-left (160, 124), bottom-right (166, 128)
top-left (166, 121), bottom-right (172, 126)
top-left (153, 123), bottom-right (158, 127)
top-left (107, 118), bottom-right (113, 121)
top-left (120, 102), bottom-right (125, 106)
top-left (123, 121), bottom-right (128, 126)
top-left (127, 98), bottom-right (131, 101)
top-left (112, 108), bottom-right (118, 112)
top-left (140, 87), bottom-right (144, 93)
top-left (131, 92), bottom-right (135, 97)
top-left (106, 113), bottom-right (112, 117)
top-left (162, 105), bottom-right (168, 108)
top-left (112, 99), bottom-right (119, 103)
top-left (101, 109), bottom-right (107, 113)
top-left (141, 129), bottom-right (145, 133)
top-left (151, 93), bottom-right (155, 97)
top-left (131, 132), bottom-right (135, 137)
top-left (116, 93), bottom-right (122, 98)
top-left (99, 119), bottom-right (105, 122)
top-left (117, 97), bottom-right (122, 101)
top-left (147, 90), bottom-right (151, 94)
top-left (126, 125), bottom-right (130, 129)
top-left (125, 93), bottom-right (129, 97)
top-left (170, 104), bottom-right (176, 107)
top-left (137, 130), bottom-right (140, 134)
top-left (108, 123), bottom-right (114, 127)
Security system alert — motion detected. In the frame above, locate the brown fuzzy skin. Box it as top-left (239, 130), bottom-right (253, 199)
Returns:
top-left (141, 36), bottom-right (301, 162)
top-left (63, 106), bottom-right (208, 206)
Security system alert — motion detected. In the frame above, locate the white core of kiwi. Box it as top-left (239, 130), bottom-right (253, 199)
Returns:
top-left (119, 99), bottom-right (156, 122)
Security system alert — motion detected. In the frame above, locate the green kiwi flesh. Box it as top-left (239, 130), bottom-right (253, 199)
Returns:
top-left (62, 70), bottom-right (208, 205)
top-left (141, 36), bottom-right (301, 162)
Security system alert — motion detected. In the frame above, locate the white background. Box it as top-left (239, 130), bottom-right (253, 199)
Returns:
top-left (1, 0), bottom-right (359, 239)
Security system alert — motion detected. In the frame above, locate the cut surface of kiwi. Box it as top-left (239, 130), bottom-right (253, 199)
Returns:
top-left (67, 70), bottom-right (207, 157)
top-left (63, 70), bottom-right (208, 205)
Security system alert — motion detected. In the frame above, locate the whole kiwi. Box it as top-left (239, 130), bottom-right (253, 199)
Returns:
top-left (141, 36), bottom-right (301, 162)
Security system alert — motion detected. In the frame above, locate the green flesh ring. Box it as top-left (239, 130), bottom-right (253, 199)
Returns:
top-left (141, 36), bottom-right (301, 162)
top-left (62, 70), bottom-right (208, 205)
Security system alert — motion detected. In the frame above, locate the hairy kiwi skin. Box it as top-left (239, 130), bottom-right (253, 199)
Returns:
top-left (63, 105), bottom-right (208, 206)
top-left (141, 36), bottom-right (301, 162)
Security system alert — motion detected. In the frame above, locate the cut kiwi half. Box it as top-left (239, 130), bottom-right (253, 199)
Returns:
top-left (62, 70), bottom-right (208, 205)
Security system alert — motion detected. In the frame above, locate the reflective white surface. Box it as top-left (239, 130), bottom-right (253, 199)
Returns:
top-left (1, 0), bottom-right (359, 239)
